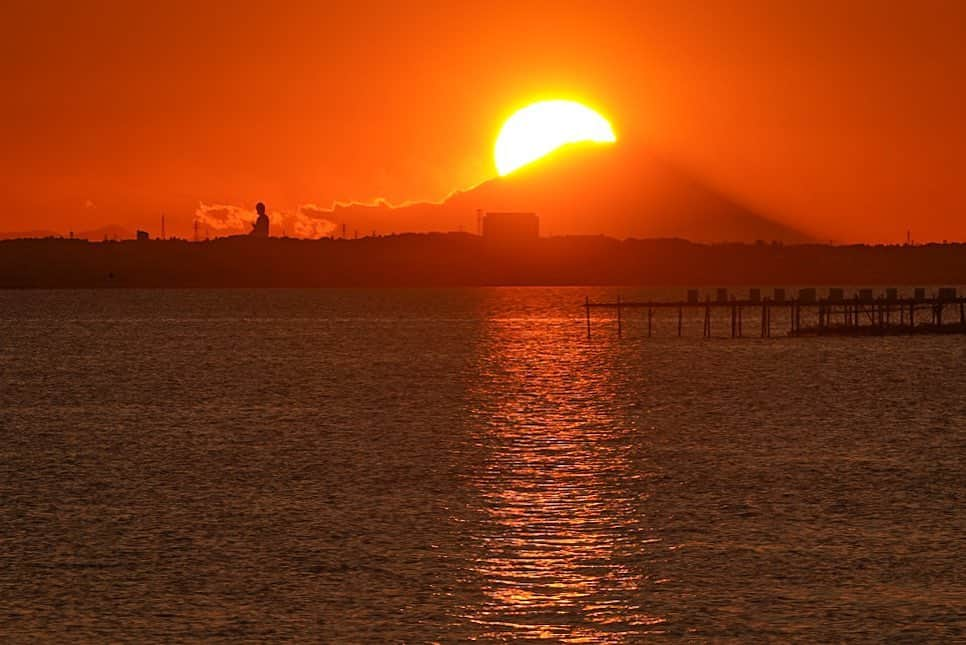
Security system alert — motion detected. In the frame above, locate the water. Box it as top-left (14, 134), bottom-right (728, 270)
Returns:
top-left (0, 288), bottom-right (963, 641)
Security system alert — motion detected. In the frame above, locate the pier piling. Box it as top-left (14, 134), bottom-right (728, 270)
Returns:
top-left (617, 294), bottom-right (622, 338)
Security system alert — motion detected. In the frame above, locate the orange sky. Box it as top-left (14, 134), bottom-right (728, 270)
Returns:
top-left (3, 0), bottom-right (965, 242)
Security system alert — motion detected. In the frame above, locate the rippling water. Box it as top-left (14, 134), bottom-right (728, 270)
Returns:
top-left (0, 288), bottom-right (963, 641)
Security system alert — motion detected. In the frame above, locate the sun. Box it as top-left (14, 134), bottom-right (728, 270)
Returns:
top-left (494, 100), bottom-right (616, 176)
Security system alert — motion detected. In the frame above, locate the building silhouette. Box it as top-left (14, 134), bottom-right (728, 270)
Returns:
top-left (482, 212), bottom-right (538, 242)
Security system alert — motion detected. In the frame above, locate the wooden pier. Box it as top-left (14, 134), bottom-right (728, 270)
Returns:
top-left (583, 289), bottom-right (966, 339)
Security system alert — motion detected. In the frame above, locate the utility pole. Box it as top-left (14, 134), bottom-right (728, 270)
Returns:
top-left (161, 213), bottom-right (166, 240)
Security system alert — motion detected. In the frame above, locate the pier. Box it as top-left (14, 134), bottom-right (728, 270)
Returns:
top-left (583, 288), bottom-right (966, 338)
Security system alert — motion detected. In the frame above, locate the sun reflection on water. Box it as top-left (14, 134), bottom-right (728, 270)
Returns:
top-left (462, 321), bottom-right (666, 641)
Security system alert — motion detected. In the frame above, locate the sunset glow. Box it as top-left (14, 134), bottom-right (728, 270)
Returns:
top-left (494, 101), bottom-right (617, 176)
top-left (3, 3), bottom-right (965, 642)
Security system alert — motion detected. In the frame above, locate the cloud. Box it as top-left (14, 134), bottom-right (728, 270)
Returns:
top-left (281, 204), bottom-right (337, 238)
top-left (193, 202), bottom-right (338, 239)
top-left (194, 202), bottom-right (253, 235)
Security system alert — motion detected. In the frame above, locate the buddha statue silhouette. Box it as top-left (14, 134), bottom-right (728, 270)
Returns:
top-left (250, 202), bottom-right (269, 237)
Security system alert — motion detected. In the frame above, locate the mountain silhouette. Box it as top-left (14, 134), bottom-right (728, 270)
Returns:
top-left (74, 225), bottom-right (137, 241)
top-left (330, 141), bottom-right (811, 242)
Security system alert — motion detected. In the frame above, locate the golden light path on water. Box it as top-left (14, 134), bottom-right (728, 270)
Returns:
top-left (1, 290), bottom-right (963, 640)
top-left (462, 319), bottom-right (666, 641)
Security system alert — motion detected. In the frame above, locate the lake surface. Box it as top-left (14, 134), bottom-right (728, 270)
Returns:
top-left (0, 288), bottom-right (963, 641)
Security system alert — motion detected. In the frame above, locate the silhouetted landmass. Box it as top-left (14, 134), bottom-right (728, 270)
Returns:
top-left (1, 235), bottom-right (965, 288)
top-left (0, 225), bottom-right (136, 241)
top-left (0, 230), bottom-right (60, 241)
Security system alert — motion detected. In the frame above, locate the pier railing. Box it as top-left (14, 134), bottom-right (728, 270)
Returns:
top-left (583, 290), bottom-right (966, 338)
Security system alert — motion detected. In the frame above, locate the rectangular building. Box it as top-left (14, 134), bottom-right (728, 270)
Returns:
top-left (482, 212), bottom-right (539, 242)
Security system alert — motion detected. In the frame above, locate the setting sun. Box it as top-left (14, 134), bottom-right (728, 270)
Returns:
top-left (494, 100), bottom-right (617, 176)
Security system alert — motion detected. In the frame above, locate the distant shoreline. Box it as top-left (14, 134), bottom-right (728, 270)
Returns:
top-left (1, 234), bottom-right (965, 289)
